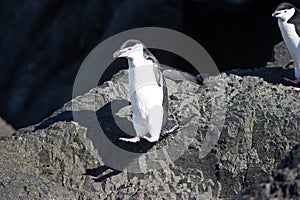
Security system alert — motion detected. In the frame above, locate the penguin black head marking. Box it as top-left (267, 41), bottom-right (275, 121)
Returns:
top-left (276, 2), bottom-right (294, 11)
top-left (113, 39), bottom-right (144, 59)
top-left (272, 3), bottom-right (298, 22)
top-left (113, 39), bottom-right (158, 62)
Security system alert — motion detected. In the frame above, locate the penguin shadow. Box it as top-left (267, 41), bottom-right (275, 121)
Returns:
top-left (226, 66), bottom-right (295, 86)
top-left (84, 99), bottom-right (172, 182)
top-left (35, 99), bottom-right (156, 182)
top-left (84, 165), bottom-right (121, 182)
top-left (96, 99), bottom-right (155, 152)
top-left (35, 100), bottom-right (154, 152)
top-left (87, 99), bottom-right (181, 182)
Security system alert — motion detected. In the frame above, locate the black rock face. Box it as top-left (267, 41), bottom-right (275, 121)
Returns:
top-left (0, 0), bottom-right (181, 128)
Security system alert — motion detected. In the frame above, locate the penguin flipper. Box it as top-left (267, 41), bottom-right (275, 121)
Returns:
top-left (160, 119), bottom-right (179, 140)
top-left (288, 11), bottom-right (300, 23)
top-left (286, 17), bottom-right (300, 36)
top-left (145, 55), bottom-right (163, 87)
top-left (153, 63), bottom-right (163, 87)
top-left (295, 23), bottom-right (300, 37)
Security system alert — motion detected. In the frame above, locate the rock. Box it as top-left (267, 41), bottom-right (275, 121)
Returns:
top-left (227, 41), bottom-right (295, 85)
top-left (267, 41), bottom-right (293, 68)
top-left (0, 68), bottom-right (299, 199)
top-left (235, 144), bottom-right (300, 199)
top-left (226, 66), bottom-right (291, 84)
top-left (0, 117), bottom-right (15, 136)
top-left (0, 0), bottom-right (182, 129)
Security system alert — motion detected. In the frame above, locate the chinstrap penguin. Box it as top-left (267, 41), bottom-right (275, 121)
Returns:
top-left (272, 2), bottom-right (300, 85)
top-left (113, 39), bottom-right (169, 143)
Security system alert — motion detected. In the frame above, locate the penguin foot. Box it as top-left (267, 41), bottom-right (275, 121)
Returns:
top-left (283, 60), bottom-right (294, 69)
top-left (119, 137), bottom-right (140, 143)
top-left (283, 77), bottom-right (300, 85)
top-left (142, 136), bottom-right (159, 143)
top-left (294, 87), bottom-right (300, 91)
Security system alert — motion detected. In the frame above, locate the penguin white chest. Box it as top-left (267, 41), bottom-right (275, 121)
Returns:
top-left (278, 20), bottom-right (300, 79)
top-left (132, 85), bottom-right (163, 121)
top-left (129, 59), bottom-right (163, 123)
top-left (278, 20), bottom-right (300, 58)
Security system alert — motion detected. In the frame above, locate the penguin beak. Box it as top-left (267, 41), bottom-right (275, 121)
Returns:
top-left (113, 50), bottom-right (120, 58)
top-left (272, 11), bottom-right (279, 17)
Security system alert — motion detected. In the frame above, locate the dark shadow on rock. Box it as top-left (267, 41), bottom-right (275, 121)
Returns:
top-left (98, 59), bottom-right (127, 86)
top-left (277, 144), bottom-right (300, 169)
top-left (34, 100), bottom-right (153, 153)
top-left (84, 165), bottom-right (121, 182)
top-left (226, 67), bottom-right (295, 85)
top-left (35, 111), bottom-right (74, 130)
top-left (96, 99), bottom-right (154, 153)
top-left (35, 99), bottom-right (156, 175)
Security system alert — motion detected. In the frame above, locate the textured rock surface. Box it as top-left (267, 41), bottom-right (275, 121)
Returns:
top-left (235, 144), bottom-right (300, 199)
top-left (267, 41), bottom-right (293, 68)
top-left (228, 41), bottom-right (295, 85)
top-left (0, 68), bottom-right (299, 199)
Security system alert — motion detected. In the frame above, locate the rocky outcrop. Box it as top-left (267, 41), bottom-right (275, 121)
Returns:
top-left (267, 41), bottom-right (293, 68)
top-left (0, 67), bottom-right (299, 199)
top-left (235, 144), bottom-right (300, 199)
top-left (228, 41), bottom-right (295, 85)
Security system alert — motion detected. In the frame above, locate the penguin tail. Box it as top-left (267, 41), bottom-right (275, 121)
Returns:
top-left (159, 119), bottom-right (179, 140)
top-left (159, 114), bottom-right (198, 141)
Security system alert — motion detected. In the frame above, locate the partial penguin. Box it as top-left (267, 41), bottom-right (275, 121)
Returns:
top-left (272, 2), bottom-right (300, 85)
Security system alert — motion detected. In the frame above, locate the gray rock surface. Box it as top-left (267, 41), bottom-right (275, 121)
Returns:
top-left (235, 144), bottom-right (300, 199)
top-left (0, 68), bottom-right (299, 199)
top-left (267, 41), bottom-right (293, 68)
top-left (227, 41), bottom-right (295, 85)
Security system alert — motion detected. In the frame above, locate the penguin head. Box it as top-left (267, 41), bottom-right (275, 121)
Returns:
top-left (272, 2), bottom-right (296, 21)
top-left (113, 39), bottom-right (145, 59)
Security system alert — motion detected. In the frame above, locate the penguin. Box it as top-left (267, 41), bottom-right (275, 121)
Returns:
top-left (113, 39), bottom-right (169, 143)
top-left (272, 2), bottom-right (300, 84)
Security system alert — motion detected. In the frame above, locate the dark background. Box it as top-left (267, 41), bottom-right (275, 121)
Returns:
top-left (1, 0), bottom-right (299, 129)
